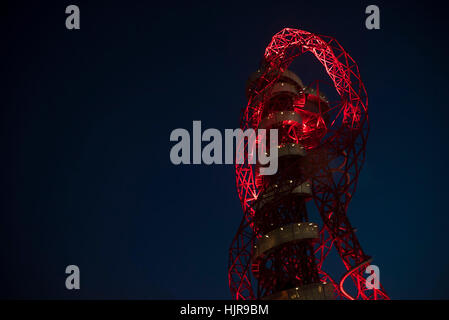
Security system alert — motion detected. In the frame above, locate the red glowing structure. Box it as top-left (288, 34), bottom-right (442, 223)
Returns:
top-left (228, 28), bottom-right (388, 300)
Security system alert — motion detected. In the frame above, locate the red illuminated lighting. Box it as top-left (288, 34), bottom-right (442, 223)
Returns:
top-left (228, 28), bottom-right (389, 300)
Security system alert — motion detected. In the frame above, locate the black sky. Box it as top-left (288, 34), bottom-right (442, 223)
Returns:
top-left (1, 0), bottom-right (449, 299)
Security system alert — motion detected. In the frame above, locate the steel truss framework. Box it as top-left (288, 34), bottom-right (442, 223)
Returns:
top-left (228, 28), bottom-right (389, 300)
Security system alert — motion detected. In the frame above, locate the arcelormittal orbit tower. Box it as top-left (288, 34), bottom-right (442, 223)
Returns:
top-left (228, 28), bottom-right (389, 300)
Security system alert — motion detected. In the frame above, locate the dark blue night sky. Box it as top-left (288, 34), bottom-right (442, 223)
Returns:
top-left (1, 0), bottom-right (448, 299)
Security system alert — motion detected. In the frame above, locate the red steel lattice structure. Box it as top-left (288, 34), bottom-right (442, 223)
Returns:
top-left (228, 28), bottom-right (389, 300)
